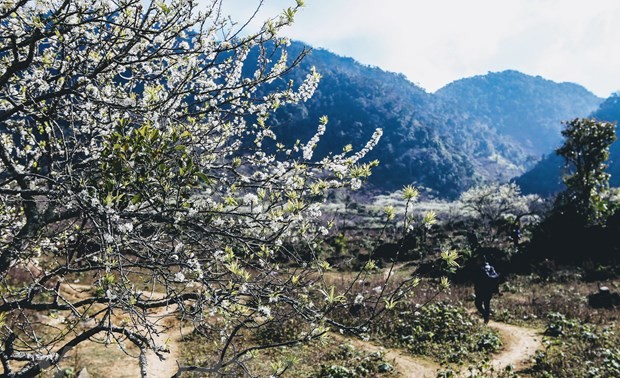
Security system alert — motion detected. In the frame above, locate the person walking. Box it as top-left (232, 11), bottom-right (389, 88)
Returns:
top-left (473, 255), bottom-right (500, 324)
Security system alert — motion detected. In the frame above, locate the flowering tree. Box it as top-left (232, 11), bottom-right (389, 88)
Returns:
top-left (0, 1), bottom-right (387, 376)
top-left (458, 183), bottom-right (542, 246)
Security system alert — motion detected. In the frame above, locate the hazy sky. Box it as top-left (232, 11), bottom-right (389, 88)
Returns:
top-left (215, 0), bottom-right (620, 97)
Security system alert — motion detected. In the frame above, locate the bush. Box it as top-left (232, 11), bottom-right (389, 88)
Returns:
top-left (437, 359), bottom-right (519, 378)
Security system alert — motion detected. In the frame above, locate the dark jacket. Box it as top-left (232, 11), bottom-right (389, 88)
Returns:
top-left (474, 262), bottom-right (500, 297)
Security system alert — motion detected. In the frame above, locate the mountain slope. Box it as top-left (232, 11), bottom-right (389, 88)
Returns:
top-left (269, 45), bottom-right (493, 197)
top-left (262, 43), bottom-right (603, 197)
top-left (436, 70), bottom-right (602, 156)
top-left (597, 95), bottom-right (620, 182)
top-left (515, 93), bottom-right (620, 195)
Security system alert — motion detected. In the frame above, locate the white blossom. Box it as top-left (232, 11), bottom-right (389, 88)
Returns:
top-left (173, 272), bottom-right (186, 283)
top-left (257, 305), bottom-right (271, 318)
top-left (354, 294), bottom-right (364, 305)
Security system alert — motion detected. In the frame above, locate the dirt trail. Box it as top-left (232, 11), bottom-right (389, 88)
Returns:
top-left (380, 349), bottom-right (437, 378)
top-left (488, 321), bottom-right (541, 372)
top-left (337, 335), bottom-right (437, 378)
top-left (61, 284), bottom-right (185, 377)
top-left (142, 306), bottom-right (184, 378)
top-left (58, 284), bottom-right (541, 377)
top-left (343, 320), bottom-right (542, 378)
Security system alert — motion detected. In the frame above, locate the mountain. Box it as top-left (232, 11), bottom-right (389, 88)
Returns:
top-left (514, 153), bottom-right (565, 196)
top-left (261, 42), bottom-right (603, 197)
top-left (515, 93), bottom-right (620, 196)
top-left (597, 95), bottom-right (620, 183)
top-left (435, 70), bottom-right (602, 157)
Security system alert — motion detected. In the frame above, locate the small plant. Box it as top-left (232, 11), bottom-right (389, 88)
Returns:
top-left (60, 368), bottom-right (76, 378)
top-left (311, 344), bottom-right (394, 377)
top-left (334, 233), bottom-right (349, 256)
top-left (320, 365), bottom-right (354, 378)
top-left (378, 302), bottom-right (502, 364)
top-left (437, 359), bottom-right (519, 378)
top-left (531, 313), bottom-right (620, 378)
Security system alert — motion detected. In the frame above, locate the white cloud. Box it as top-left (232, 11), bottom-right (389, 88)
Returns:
top-left (205, 0), bottom-right (620, 97)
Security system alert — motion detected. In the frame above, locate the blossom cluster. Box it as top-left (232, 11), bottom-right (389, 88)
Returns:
top-left (0, 0), bottom-right (386, 374)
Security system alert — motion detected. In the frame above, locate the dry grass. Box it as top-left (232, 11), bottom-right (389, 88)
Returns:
top-left (443, 274), bottom-right (620, 326)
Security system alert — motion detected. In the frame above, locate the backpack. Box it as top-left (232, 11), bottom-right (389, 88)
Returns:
top-left (483, 263), bottom-right (500, 293)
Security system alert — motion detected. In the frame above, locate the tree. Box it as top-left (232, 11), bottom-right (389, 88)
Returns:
top-left (556, 118), bottom-right (617, 223)
top-left (0, 1), bottom-right (393, 376)
top-left (458, 183), bottom-right (542, 246)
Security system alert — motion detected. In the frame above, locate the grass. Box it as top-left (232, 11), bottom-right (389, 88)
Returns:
top-left (376, 301), bottom-right (503, 365)
top-left (490, 275), bottom-right (618, 326)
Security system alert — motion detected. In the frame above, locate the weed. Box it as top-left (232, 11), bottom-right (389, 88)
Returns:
top-left (531, 312), bottom-right (620, 378)
top-left (377, 302), bottom-right (502, 364)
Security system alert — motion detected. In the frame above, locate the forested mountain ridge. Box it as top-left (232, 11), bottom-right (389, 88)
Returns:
top-left (436, 70), bottom-right (602, 156)
top-left (516, 93), bottom-right (620, 196)
top-left (597, 95), bottom-right (620, 184)
top-left (265, 42), bottom-right (602, 197)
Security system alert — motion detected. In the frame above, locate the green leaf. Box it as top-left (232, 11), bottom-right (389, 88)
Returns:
top-left (131, 193), bottom-right (142, 205)
top-left (104, 192), bottom-right (113, 206)
top-left (195, 172), bottom-right (210, 183)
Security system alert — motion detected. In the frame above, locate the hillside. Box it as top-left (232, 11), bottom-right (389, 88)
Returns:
top-left (269, 45), bottom-right (477, 197)
top-left (436, 70), bottom-right (602, 156)
top-left (516, 93), bottom-right (620, 195)
top-left (263, 42), bottom-right (602, 197)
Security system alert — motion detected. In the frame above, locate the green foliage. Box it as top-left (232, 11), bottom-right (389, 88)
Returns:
top-left (98, 123), bottom-right (208, 211)
top-left (532, 313), bottom-right (620, 378)
top-left (437, 359), bottom-right (519, 378)
top-left (58, 368), bottom-right (76, 378)
top-left (334, 232), bottom-right (348, 256)
top-left (378, 303), bottom-right (502, 364)
top-left (556, 118), bottom-right (617, 223)
top-left (311, 344), bottom-right (394, 378)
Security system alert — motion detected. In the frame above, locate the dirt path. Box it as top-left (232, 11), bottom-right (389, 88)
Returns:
top-left (142, 307), bottom-right (184, 378)
top-left (488, 321), bottom-right (541, 372)
top-left (331, 334), bottom-right (437, 378)
top-left (381, 349), bottom-right (437, 378)
top-left (342, 321), bottom-right (542, 378)
top-left (61, 284), bottom-right (185, 377)
top-left (58, 284), bottom-right (541, 377)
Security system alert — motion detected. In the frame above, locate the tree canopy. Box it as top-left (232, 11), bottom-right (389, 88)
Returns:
top-left (556, 118), bottom-right (617, 223)
top-left (0, 1), bottom-right (394, 376)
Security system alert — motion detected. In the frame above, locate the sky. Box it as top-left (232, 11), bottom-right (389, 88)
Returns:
top-left (214, 0), bottom-right (620, 98)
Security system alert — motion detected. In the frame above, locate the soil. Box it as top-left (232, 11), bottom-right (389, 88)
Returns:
top-left (488, 321), bottom-right (541, 371)
top-left (33, 284), bottom-right (543, 377)
top-left (346, 320), bottom-right (542, 378)
top-left (57, 284), bottom-right (185, 378)
top-left (332, 334), bottom-right (438, 378)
